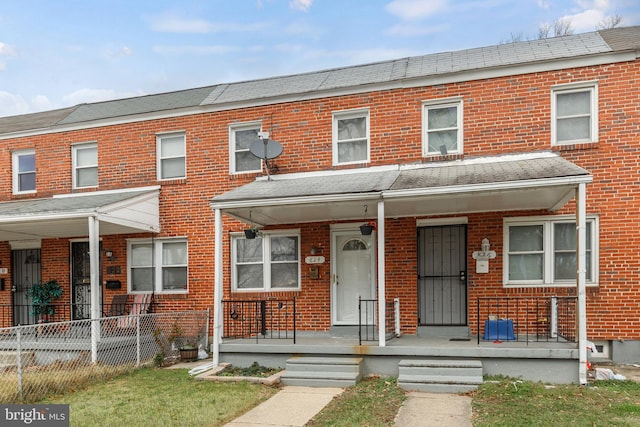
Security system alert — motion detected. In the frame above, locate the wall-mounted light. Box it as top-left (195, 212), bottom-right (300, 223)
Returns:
top-left (105, 249), bottom-right (116, 261)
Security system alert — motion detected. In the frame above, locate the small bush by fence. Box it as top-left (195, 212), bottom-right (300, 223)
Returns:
top-left (0, 310), bottom-right (209, 403)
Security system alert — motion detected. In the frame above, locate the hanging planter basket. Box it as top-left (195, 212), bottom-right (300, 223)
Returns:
top-left (360, 223), bottom-right (374, 235)
top-left (244, 229), bottom-right (257, 239)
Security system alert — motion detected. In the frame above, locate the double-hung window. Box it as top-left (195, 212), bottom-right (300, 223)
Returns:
top-left (232, 232), bottom-right (300, 291)
top-left (157, 132), bottom-right (186, 180)
top-left (552, 82), bottom-right (598, 145)
top-left (504, 216), bottom-right (597, 286)
top-left (73, 143), bottom-right (98, 188)
top-left (128, 238), bottom-right (188, 293)
top-left (230, 123), bottom-right (262, 174)
top-left (12, 149), bottom-right (36, 194)
top-left (333, 110), bottom-right (369, 165)
top-left (423, 98), bottom-right (463, 156)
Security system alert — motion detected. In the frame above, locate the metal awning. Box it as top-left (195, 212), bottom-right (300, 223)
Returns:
top-left (211, 152), bottom-right (592, 225)
top-left (0, 187), bottom-right (160, 242)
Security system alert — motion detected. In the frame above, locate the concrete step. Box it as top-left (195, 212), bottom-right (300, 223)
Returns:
top-left (281, 356), bottom-right (363, 388)
top-left (398, 359), bottom-right (483, 393)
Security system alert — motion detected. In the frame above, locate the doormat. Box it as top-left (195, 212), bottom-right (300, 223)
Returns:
top-left (449, 338), bottom-right (471, 341)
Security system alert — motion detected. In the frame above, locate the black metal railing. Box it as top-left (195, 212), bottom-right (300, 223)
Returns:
top-left (0, 301), bottom-right (153, 328)
top-left (358, 298), bottom-right (398, 345)
top-left (476, 296), bottom-right (577, 344)
top-left (221, 299), bottom-right (296, 343)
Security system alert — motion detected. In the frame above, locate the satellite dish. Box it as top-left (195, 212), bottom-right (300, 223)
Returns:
top-left (249, 138), bottom-right (283, 160)
top-left (248, 132), bottom-right (283, 180)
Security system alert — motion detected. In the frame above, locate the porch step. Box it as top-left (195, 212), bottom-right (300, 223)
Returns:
top-left (397, 359), bottom-right (483, 393)
top-left (280, 356), bottom-right (363, 388)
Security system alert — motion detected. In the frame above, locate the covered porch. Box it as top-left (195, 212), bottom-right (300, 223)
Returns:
top-left (0, 187), bottom-right (160, 361)
top-left (211, 152), bottom-right (592, 383)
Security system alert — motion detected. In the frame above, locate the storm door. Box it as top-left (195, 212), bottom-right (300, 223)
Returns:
top-left (71, 242), bottom-right (101, 320)
top-left (11, 249), bottom-right (41, 325)
top-left (331, 231), bottom-right (375, 325)
top-left (418, 225), bottom-right (467, 325)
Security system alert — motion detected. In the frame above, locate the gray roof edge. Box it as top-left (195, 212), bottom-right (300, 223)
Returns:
top-left (0, 27), bottom-right (638, 136)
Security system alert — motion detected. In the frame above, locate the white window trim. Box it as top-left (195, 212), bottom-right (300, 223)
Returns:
top-left (229, 121), bottom-right (262, 175)
top-left (332, 109), bottom-right (370, 166)
top-left (231, 230), bottom-right (301, 292)
top-left (503, 214), bottom-right (599, 287)
top-left (551, 81), bottom-right (598, 146)
top-left (72, 142), bottom-right (98, 189)
top-left (156, 131), bottom-right (186, 180)
top-left (127, 238), bottom-right (188, 294)
top-left (422, 97), bottom-right (463, 156)
top-left (12, 149), bottom-right (36, 195)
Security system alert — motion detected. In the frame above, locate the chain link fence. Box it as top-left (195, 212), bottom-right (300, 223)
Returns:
top-left (0, 310), bottom-right (209, 403)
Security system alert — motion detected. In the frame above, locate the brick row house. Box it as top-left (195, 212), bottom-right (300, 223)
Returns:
top-left (0, 27), bottom-right (638, 384)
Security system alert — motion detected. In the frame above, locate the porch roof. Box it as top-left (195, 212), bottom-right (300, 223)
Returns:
top-left (0, 187), bottom-right (160, 242)
top-left (210, 152), bottom-right (592, 225)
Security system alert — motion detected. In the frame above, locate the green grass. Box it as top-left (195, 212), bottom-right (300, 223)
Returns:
top-left (307, 376), bottom-right (406, 427)
top-left (472, 376), bottom-right (640, 426)
top-left (43, 368), bottom-right (278, 427)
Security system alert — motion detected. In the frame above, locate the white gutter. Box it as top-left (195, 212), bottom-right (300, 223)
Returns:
top-left (211, 192), bottom-right (381, 210)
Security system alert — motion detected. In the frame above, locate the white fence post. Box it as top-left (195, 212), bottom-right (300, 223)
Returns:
top-left (16, 327), bottom-right (23, 400)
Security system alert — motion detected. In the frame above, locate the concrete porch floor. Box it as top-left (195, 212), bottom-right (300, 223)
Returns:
top-left (218, 331), bottom-right (580, 384)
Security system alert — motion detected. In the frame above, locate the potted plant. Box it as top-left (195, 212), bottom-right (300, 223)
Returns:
top-left (244, 227), bottom-right (261, 239)
top-left (359, 222), bottom-right (375, 235)
top-left (29, 279), bottom-right (63, 323)
top-left (178, 339), bottom-right (199, 362)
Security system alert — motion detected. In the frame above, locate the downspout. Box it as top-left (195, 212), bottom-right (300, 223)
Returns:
top-left (576, 183), bottom-right (588, 385)
top-left (377, 199), bottom-right (386, 347)
top-left (212, 208), bottom-right (223, 366)
top-left (88, 216), bottom-right (101, 364)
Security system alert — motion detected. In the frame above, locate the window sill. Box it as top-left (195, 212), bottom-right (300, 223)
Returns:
top-left (503, 282), bottom-right (598, 288)
top-left (159, 178), bottom-right (187, 185)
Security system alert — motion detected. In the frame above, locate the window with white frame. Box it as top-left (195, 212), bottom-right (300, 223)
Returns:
top-left (157, 132), bottom-right (186, 180)
top-left (230, 123), bottom-right (262, 174)
top-left (73, 143), bottom-right (98, 188)
top-left (232, 232), bottom-right (300, 291)
top-left (504, 216), bottom-right (597, 286)
top-left (12, 149), bottom-right (36, 194)
top-left (128, 239), bottom-right (188, 293)
top-left (552, 82), bottom-right (598, 145)
top-left (333, 110), bottom-right (369, 165)
top-left (423, 99), bottom-right (462, 155)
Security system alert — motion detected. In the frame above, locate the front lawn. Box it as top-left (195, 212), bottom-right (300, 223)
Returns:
top-left (472, 376), bottom-right (640, 426)
top-left (43, 368), bottom-right (278, 427)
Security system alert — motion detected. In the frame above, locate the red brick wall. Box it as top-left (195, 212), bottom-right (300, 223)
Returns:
top-left (0, 59), bottom-right (637, 339)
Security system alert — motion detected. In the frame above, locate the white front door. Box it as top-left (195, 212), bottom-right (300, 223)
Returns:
top-left (331, 230), bottom-right (375, 325)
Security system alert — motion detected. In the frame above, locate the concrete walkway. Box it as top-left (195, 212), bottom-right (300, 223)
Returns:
top-left (222, 385), bottom-right (473, 427)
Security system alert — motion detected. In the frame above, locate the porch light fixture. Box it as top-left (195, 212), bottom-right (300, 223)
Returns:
top-left (359, 205), bottom-right (374, 236)
top-left (105, 249), bottom-right (116, 261)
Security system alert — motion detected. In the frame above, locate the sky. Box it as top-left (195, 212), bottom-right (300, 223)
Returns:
top-left (0, 0), bottom-right (638, 118)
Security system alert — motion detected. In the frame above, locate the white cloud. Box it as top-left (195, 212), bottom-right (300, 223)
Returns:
top-left (62, 88), bottom-right (145, 106)
top-left (0, 92), bottom-right (53, 117)
top-left (561, 0), bottom-right (615, 31)
top-left (290, 0), bottom-right (313, 12)
top-left (146, 13), bottom-right (213, 33)
top-left (385, 0), bottom-right (449, 21)
top-left (146, 12), bottom-right (270, 33)
top-left (537, 0), bottom-right (551, 9)
top-left (385, 23), bottom-right (449, 36)
top-left (108, 46), bottom-right (133, 59)
top-left (0, 41), bottom-right (16, 56)
top-left (152, 45), bottom-right (239, 55)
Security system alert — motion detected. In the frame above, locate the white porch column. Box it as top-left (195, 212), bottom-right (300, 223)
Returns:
top-left (88, 216), bottom-right (101, 364)
top-left (576, 183), bottom-right (588, 385)
top-left (212, 208), bottom-right (223, 366)
top-left (377, 199), bottom-right (386, 347)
